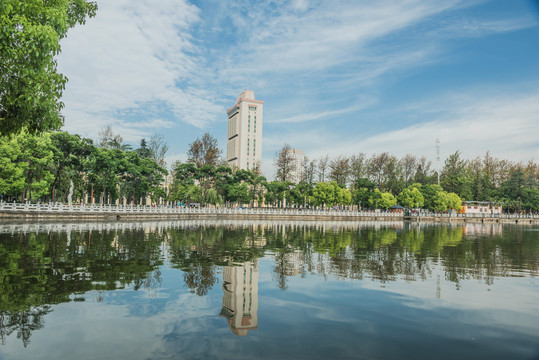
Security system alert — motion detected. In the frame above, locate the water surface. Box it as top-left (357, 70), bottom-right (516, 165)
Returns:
top-left (0, 221), bottom-right (538, 360)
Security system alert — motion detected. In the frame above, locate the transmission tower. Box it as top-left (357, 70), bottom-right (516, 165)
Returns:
top-left (436, 137), bottom-right (440, 185)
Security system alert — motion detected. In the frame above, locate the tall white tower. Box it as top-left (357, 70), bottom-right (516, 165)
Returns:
top-left (226, 90), bottom-right (263, 171)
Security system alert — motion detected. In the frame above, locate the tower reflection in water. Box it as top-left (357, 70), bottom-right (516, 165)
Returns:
top-left (219, 260), bottom-right (259, 336)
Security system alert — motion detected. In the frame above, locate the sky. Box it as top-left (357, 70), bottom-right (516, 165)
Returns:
top-left (56, 0), bottom-right (539, 178)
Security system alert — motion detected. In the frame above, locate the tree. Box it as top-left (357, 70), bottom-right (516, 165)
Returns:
top-left (421, 184), bottom-right (444, 211)
top-left (1, 0), bottom-right (98, 135)
top-left (17, 131), bottom-right (55, 200)
top-left (317, 155), bottom-right (329, 183)
top-left (413, 156), bottom-right (433, 184)
top-left (187, 133), bottom-right (221, 167)
top-left (367, 152), bottom-right (401, 192)
top-left (329, 156), bottom-right (350, 187)
top-left (97, 125), bottom-right (124, 150)
top-left (303, 158), bottom-right (317, 185)
top-left (349, 153), bottom-right (367, 183)
top-left (148, 134), bottom-right (168, 168)
top-left (431, 191), bottom-right (450, 212)
top-left (447, 192), bottom-right (462, 211)
top-left (441, 150), bottom-right (471, 199)
top-left (312, 182), bottom-right (333, 208)
top-left (352, 178), bottom-right (376, 209)
top-left (398, 187), bottom-right (424, 209)
top-left (368, 189), bottom-right (396, 209)
top-left (274, 143), bottom-right (295, 182)
top-left (399, 154), bottom-right (417, 185)
top-left (50, 131), bottom-right (94, 202)
top-left (136, 138), bottom-right (152, 159)
top-left (0, 135), bottom-right (25, 199)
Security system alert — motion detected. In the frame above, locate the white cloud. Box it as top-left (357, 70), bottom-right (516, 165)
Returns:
top-left (55, 0), bottom-right (539, 168)
top-left (286, 89), bottom-right (539, 164)
top-left (58, 0), bottom-right (222, 140)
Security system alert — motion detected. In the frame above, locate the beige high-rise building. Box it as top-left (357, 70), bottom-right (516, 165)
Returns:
top-left (226, 90), bottom-right (263, 171)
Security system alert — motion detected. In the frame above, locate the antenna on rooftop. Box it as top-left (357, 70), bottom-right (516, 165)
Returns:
top-left (436, 137), bottom-right (440, 185)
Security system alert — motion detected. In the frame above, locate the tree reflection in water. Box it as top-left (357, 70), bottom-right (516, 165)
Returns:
top-left (0, 221), bottom-right (537, 343)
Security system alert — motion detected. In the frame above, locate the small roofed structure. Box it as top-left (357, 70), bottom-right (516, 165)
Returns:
top-left (390, 205), bottom-right (406, 213)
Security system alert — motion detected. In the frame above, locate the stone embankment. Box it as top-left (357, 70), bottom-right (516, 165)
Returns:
top-left (0, 203), bottom-right (401, 222)
top-left (404, 214), bottom-right (539, 225)
top-left (0, 202), bottom-right (537, 224)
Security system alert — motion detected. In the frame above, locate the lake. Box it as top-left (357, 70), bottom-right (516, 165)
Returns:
top-left (0, 220), bottom-right (538, 360)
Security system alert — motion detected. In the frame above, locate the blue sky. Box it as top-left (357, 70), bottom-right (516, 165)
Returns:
top-left (57, 0), bottom-right (539, 177)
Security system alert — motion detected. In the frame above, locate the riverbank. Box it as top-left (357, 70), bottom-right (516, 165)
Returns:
top-left (1, 202), bottom-right (538, 224)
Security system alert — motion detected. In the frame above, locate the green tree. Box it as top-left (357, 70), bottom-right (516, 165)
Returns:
top-left (17, 132), bottom-right (55, 200)
top-left (397, 186), bottom-right (424, 209)
top-left (441, 151), bottom-right (471, 200)
top-left (447, 192), bottom-right (462, 211)
top-left (421, 184), bottom-right (444, 211)
top-left (312, 181), bottom-right (334, 208)
top-left (50, 131), bottom-right (94, 202)
top-left (352, 178), bottom-right (376, 209)
top-left (370, 189), bottom-right (396, 209)
top-left (0, 135), bottom-right (25, 199)
top-left (431, 191), bottom-right (450, 212)
top-left (1, 0), bottom-right (98, 135)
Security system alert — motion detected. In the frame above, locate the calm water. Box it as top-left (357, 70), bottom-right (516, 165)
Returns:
top-left (0, 220), bottom-right (538, 360)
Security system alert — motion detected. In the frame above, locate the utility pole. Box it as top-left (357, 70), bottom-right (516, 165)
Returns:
top-left (436, 137), bottom-right (440, 185)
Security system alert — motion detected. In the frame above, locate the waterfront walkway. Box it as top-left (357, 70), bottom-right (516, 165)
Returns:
top-left (0, 201), bottom-right (537, 224)
top-left (0, 201), bottom-right (401, 222)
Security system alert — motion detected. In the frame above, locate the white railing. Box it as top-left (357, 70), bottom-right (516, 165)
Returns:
top-left (0, 201), bottom-right (404, 218)
top-left (406, 211), bottom-right (539, 220)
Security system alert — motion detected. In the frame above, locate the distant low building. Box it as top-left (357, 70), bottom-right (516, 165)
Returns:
top-left (459, 201), bottom-right (503, 214)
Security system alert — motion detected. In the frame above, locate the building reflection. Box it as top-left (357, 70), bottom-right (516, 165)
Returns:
top-left (219, 260), bottom-right (259, 336)
top-left (462, 223), bottom-right (503, 236)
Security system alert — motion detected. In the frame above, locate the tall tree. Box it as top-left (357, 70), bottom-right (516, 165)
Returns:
top-left (303, 158), bottom-right (317, 185)
top-left (136, 138), bottom-right (152, 159)
top-left (0, 0), bottom-right (98, 135)
top-left (329, 156), bottom-right (350, 187)
top-left (440, 151), bottom-right (470, 199)
top-left (400, 154), bottom-right (417, 185)
top-left (274, 143), bottom-right (295, 182)
top-left (349, 153), bottom-right (367, 184)
top-left (413, 156), bottom-right (433, 184)
top-left (148, 133), bottom-right (168, 168)
top-left (187, 133), bottom-right (221, 167)
top-left (317, 155), bottom-right (329, 183)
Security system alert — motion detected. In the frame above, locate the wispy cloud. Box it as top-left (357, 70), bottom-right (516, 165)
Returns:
top-left (285, 87), bottom-right (539, 163)
top-left (56, 0), bottom-right (539, 171)
top-left (58, 0), bottom-right (221, 139)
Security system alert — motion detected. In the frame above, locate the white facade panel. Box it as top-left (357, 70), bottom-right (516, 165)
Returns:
top-left (226, 90), bottom-right (263, 171)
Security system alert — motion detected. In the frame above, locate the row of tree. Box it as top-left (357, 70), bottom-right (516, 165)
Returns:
top-left (168, 135), bottom-right (458, 211)
top-left (0, 129), bottom-right (168, 204)
top-left (274, 144), bottom-right (539, 212)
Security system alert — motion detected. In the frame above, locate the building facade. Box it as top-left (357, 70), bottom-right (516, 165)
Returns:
top-left (226, 90), bottom-right (263, 171)
top-left (287, 148), bottom-right (305, 183)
